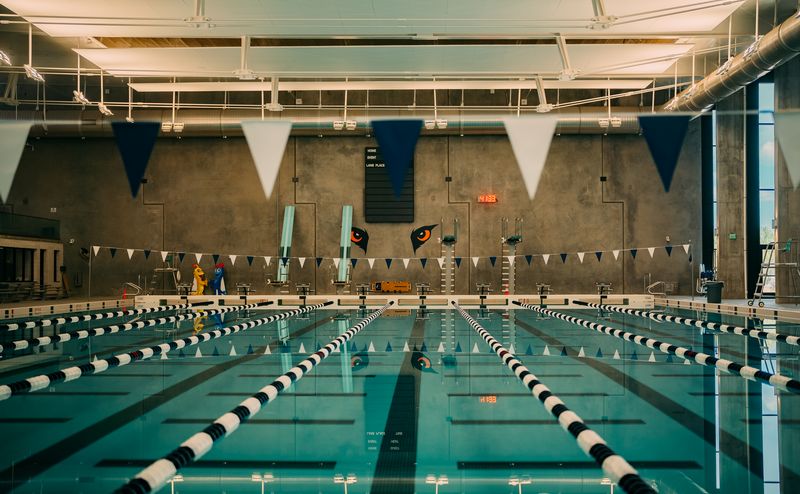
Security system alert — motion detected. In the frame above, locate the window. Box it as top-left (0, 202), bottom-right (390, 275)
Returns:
top-left (759, 82), bottom-right (776, 295)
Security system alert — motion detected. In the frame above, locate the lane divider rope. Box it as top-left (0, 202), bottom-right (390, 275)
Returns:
top-left (114, 301), bottom-right (392, 494)
top-left (514, 301), bottom-right (800, 395)
top-left (0, 300), bottom-right (213, 332)
top-left (0, 302), bottom-right (331, 401)
top-left (453, 302), bottom-right (655, 494)
top-left (0, 302), bottom-right (270, 354)
top-left (573, 300), bottom-right (800, 346)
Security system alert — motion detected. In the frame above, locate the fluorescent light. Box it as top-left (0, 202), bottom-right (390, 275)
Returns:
top-left (435, 119), bottom-right (447, 129)
top-left (98, 103), bottom-right (114, 116)
top-left (610, 117), bottom-right (622, 128)
top-left (161, 122), bottom-right (173, 132)
top-left (0, 50), bottom-right (10, 65)
top-left (73, 90), bottom-right (90, 105)
top-left (173, 122), bottom-right (185, 133)
top-left (345, 120), bottom-right (357, 131)
top-left (23, 64), bottom-right (44, 83)
top-left (333, 120), bottom-right (345, 130)
top-left (424, 120), bottom-right (436, 130)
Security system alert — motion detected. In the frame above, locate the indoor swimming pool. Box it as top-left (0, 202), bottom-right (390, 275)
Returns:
top-left (0, 303), bottom-right (797, 493)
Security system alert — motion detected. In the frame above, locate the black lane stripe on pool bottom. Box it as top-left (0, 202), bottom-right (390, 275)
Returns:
top-left (450, 419), bottom-right (645, 425)
top-left (96, 459), bottom-right (336, 469)
top-left (0, 314), bottom-right (335, 491)
top-left (459, 460), bottom-right (702, 470)
top-left (513, 316), bottom-right (773, 481)
top-left (162, 418), bottom-right (354, 425)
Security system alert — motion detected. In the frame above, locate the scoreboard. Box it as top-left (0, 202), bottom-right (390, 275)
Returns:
top-left (364, 147), bottom-right (414, 223)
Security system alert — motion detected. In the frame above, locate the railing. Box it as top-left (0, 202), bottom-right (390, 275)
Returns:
top-left (0, 212), bottom-right (60, 241)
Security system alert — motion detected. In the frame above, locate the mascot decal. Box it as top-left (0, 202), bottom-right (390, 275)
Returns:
top-left (351, 227), bottom-right (369, 254)
top-left (410, 224), bottom-right (437, 253)
top-left (211, 262), bottom-right (227, 295)
top-left (191, 263), bottom-right (208, 296)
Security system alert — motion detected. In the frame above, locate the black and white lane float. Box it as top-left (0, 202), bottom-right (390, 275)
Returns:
top-left (453, 302), bottom-right (656, 494)
top-left (0, 301), bottom-right (269, 354)
top-left (0, 300), bottom-right (213, 332)
top-left (573, 300), bottom-right (800, 346)
top-left (114, 301), bottom-right (393, 494)
top-left (0, 301), bottom-right (333, 401)
top-left (514, 301), bottom-right (800, 395)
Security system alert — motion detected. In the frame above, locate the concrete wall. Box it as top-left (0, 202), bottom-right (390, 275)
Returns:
top-left (7, 130), bottom-right (701, 296)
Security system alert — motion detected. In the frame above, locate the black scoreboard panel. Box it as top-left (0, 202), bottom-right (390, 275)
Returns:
top-left (364, 147), bottom-right (414, 223)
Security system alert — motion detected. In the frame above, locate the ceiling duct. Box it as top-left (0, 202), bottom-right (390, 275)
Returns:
top-left (0, 107), bottom-right (646, 138)
top-left (665, 10), bottom-right (800, 112)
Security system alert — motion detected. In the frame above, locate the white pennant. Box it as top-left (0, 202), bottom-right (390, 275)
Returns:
top-left (578, 347), bottom-right (585, 357)
top-left (403, 341), bottom-right (410, 352)
top-left (241, 120), bottom-right (293, 199)
top-left (542, 254), bottom-right (550, 265)
top-left (195, 253), bottom-right (203, 263)
top-left (229, 346), bottom-right (237, 356)
top-left (471, 342), bottom-right (480, 353)
top-left (0, 122), bottom-right (32, 203)
top-left (195, 348), bottom-right (203, 358)
top-left (471, 257), bottom-right (479, 267)
top-left (333, 258), bottom-right (340, 269)
top-left (298, 257), bottom-right (306, 268)
top-left (774, 112), bottom-right (800, 188)
top-left (612, 250), bottom-right (620, 260)
top-left (368, 258), bottom-right (375, 269)
top-left (648, 352), bottom-right (656, 362)
top-left (368, 342), bottom-right (376, 352)
top-left (265, 256), bottom-right (272, 266)
top-left (229, 254), bottom-right (237, 266)
top-left (263, 344), bottom-right (271, 355)
top-left (543, 345), bottom-right (551, 356)
top-left (682, 244), bottom-right (690, 255)
top-left (506, 255), bottom-right (515, 266)
top-left (160, 251), bottom-right (168, 262)
top-left (503, 116), bottom-right (558, 200)
top-left (647, 247), bottom-right (656, 258)
top-left (402, 258), bottom-right (410, 269)
top-left (577, 252), bottom-right (585, 263)
top-left (437, 257), bottom-right (445, 269)
top-left (298, 342), bottom-right (306, 353)
top-left (92, 246), bottom-right (100, 257)
top-left (508, 343), bottom-right (516, 354)
top-left (126, 249), bottom-right (135, 260)
top-left (613, 349), bottom-right (621, 360)
top-left (436, 342), bottom-right (445, 352)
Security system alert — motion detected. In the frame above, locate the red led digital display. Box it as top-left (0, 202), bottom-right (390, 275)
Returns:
top-left (479, 395), bottom-right (497, 404)
top-left (478, 194), bottom-right (498, 203)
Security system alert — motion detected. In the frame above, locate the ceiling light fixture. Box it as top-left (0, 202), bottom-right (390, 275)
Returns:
top-left (98, 103), bottom-right (113, 116)
top-left (73, 90), bottom-right (90, 105)
top-left (24, 24), bottom-right (43, 83)
top-left (0, 50), bottom-right (10, 65)
top-left (98, 70), bottom-right (113, 116)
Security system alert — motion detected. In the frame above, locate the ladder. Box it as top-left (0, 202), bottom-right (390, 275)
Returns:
top-left (749, 242), bottom-right (775, 307)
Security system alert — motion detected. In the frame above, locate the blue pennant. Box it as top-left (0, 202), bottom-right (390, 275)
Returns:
top-left (371, 119), bottom-right (423, 197)
top-left (630, 249), bottom-right (638, 259)
top-left (316, 257), bottom-right (323, 267)
top-left (638, 115), bottom-right (691, 192)
top-left (178, 252), bottom-right (186, 263)
top-left (455, 342), bottom-right (462, 353)
top-left (525, 344), bottom-right (533, 355)
top-left (212, 254), bottom-right (220, 264)
top-left (596, 348), bottom-right (603, 358)
top-left (361, 343), bottom-right (368, 352)
top-left (595, 251), bottom-right (603, 262)
top-left (666, 354), bottom-right (674, 363)
top-left (420, 258), bottom-right (428, 268)
top-left (247, 344), bottom-right (254, 354)
top-left (385, 342), bottom-right (393, 352)
top-left (281, 257), bottom-right (289, 266)
top-left (631, 350), bottom-right (638, 360)
top-left (111, 121), bottom-right (160, 198)
top-left (178, 349), bottom-right (185, 358)
top-left (665, 245), bottom-right (673, 256)
top-left (412, 343), bottom-right (419, 351)
top-left (560, 253), bottom-right (568, 263)
top-left (525, 255), bottom-right (533, 266)
top-left (560, 346), bottom-right (568, 356)
top-left (385, 258), bottom-right (393, 269)
top-left (351, 258), bottom-right (358, 268)
top-left (109, 248), bottom-right (117, 258)
top-left (455, 257), bottom-right (462, 268)
top-left (350, 342), bottom-right (358, 352)
top-left (246, 255), bottom-right (254, 266)
top-left (420, 341), bottom-right (428, 351)
top-left (143, 250), bottom-right (151, 259)
top-left (212, 346), bottom-right (220, 356)
top-left (489, 256), bottom-right (497, 266)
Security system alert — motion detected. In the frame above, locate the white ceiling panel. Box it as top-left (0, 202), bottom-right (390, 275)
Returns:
top-left (76, 44), bottom-right (691, 78)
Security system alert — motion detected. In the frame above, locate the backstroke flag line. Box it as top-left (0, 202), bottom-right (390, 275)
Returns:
top-left (638, 115), bottom-right (691, 192)
top-left (371, 119), bottom-right (423, 197)
top-left (241, 120), bottom-right (293, 200)
top-left (111, 121), bottom-right (160, 198)
top-left (0, 122), bottom-right (31, 203)
top-left (503, 116), bottom-right (558, 200)
top-left (774, 111), bottom-right (800, 189)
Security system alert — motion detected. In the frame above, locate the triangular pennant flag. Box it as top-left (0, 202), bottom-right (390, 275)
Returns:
top-left (247, 344), bottom-right (254, 354)
top-left (109, 248), bottom-right (117, 258)
top-left (333, 258), bottom-right (340, 269)
top-left (299, 257), bottom-right (306, 268)
top-left (489, 256), bottom-right (497, 267)
top-left (298, 342), bottom-right (306, 354)
top-left (596, 348), bottom-right (604, 358)
top-left (525, 344), bottom-right (533, 355)
top-left (455, 257), bottom-right (462, 268)
top-left (212, 254), bottom-right (220, 264)
top-left (506, 255), bottom-right (515, 266)
top-left (613, 349), bottom-right (621, 360)
top-left (436, 342), bottom-right (445, 352)
top-left (682, 244), bottom-right (690, 255)
top-left (560, 346), bottom-right (568, 356)
top-left (368, 258), bottom-right (375, 269)
top-left (247, 255), bottom-right (254, 266)
top-left (368, 342), bottom-right (376, 352)
top-left (420, 341), bottom-right (428, 352)
top-left (577, 252), bottom-right (585, 263)
top-left (111, 121), bottom-right (160, 198)
top-left (0, 122), bottom-right (33, 204)
top-left (282, 257), bottom-right (289, 267)
top-left (503, 116), bottom-right (558, 199)
top-left (195, 348), bottom-right (203, 358)
top-left (92, 246), bottom-right (100, 257)
top-left (525, 255), bottom-right (533, 266)
top-left (195, 253), bottom-right (203, 263)
top-left (648, 351), bottom-right (656, 362)
top-left (385, 342), bottom-right (393, 352)
top-left (471, 257), bottom-right (479, 267)
top-left (265, 256), bottom-right (272, 266)
top-left (560, 253), bottom-right (568, 264)
top-left (508, 343), bottom-right (516, 354)
top-left (419, 258), bottom-right (427, 269)
top-left (371, 119), bottom-right (423, 197)
top-left (613, 250), bottom-right (620, 260)
top-left (630, 249), bottom-right (638, 259)
top-left (684, 358), bottom-right (692, 365)
top-left (773, 112), bottom-right (800, 188)
top-left (666, 354), bottom-right (674, 363)
top-left (143, 250), bottom-right (151, 260)
top-left (351, 258), bottom-right (358, 268)
top-left (595, 251), bottom-right (602, 262)
top-left (543, 345), bottom-right (551, 356)
top-left (630, 350), bottom-right (638, 360)
top-left (403, 341), bottom-right (410, 352)
top-left (385, 258), bottom-right (393, 269)
top-left (472, 342), bottom-right (480, 353)
top-left (638, 115), bottom-right (691, 192)
top-left (647, 247), bottom-right (655, 258)
top-left (665, 245), bottom-right (673, 257)
top-left (229, 254), bottom-right (237, 266)
top-left (437, 257), bottom-right (445, 269)
top-left (402, 258), bottom-right (410, 269)
top-left (542, 254), bottom-right (550, 265)
top-left (263, 344), bottom-right (271, 355)
top-left (455, 342), bottom-right (463, 352)
top-left (126, 249), bottom-right (135, 260)
top-left (212, 346), bottom-right (220, 357)
top-left (412, 343), bottom-right (418, 352)
top-left (229, 345), bottom-right (237, 356)
top-left (178, 349), bottom-right (185, 358)
top-left (241, 120), bottom-right (292, 199)
top-left (178, 252), bottom-right (186, 263)
top-left (281, 342), bottom-right (292, 354)
top-left (317, 257), bottom-right (324, 267)
top-left (160, 251), bottom-right (168, 262)
top-left (578, 347), bottom-right (585, 357)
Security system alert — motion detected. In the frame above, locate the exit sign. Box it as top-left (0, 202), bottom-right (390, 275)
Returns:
top-left (478, 194), bottom-right (497, 204)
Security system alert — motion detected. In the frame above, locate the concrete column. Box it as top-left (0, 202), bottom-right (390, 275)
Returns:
top-left (716, 91), bottom-right (747, 298)
top-left (774, 57), bottom-right (800, 304)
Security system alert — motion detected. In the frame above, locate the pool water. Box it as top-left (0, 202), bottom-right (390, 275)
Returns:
top-left (0, 305), bottom-right (798, 493)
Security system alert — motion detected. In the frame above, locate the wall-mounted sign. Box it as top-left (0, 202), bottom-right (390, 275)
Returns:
top-left (478, 194), bottom-right (498, 204)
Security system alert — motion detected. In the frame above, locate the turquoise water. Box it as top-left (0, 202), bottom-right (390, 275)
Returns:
top-left (0, 305), bottom-right (798, 493)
